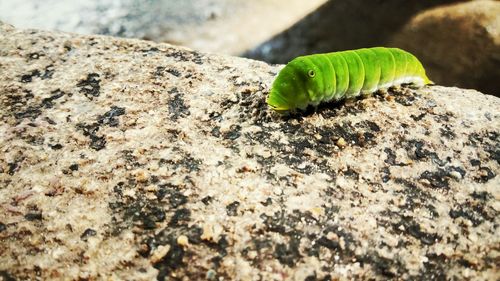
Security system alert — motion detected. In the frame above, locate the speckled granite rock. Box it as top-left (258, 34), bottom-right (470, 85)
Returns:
top-left (0, 22), bottom-right (499, 281)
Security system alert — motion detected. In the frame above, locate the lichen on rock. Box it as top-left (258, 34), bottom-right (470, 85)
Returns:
top-left (0, 22), bottom-right (499, 280)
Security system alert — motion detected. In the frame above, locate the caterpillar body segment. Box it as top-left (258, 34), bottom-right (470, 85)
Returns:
top-left (267, 47), bottom-right (431, 113)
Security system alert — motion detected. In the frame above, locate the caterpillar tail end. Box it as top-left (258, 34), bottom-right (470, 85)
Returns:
top-left (423, 75), bottom-right (434, 85)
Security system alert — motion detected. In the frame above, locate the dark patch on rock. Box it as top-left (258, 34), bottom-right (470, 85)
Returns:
top-left (154, 66), bottom-right (165, 77)
top-left (393, 178), bottom-right (434, 211)
top-left (449, 203), bottom-right (495, 227)
top-left (207, 235), bottom-right (230, 257)
top-left (141, 47), bottom-right (159, 53)
top-left (142, 225), bottom-right (202, 256)
top-left (305, 274), bottom-right (317, 281)
top-left (432, 112), bottom-right (451, 123)
top-left (166, 68), bottom-right (182, 77)
top-left (211, 126), bottom-right (221, 138)
top-left (166, 49), bottom-right (204, 65)
top-left (470, 191), bottom-right (492, 201)
top-left (343, 167), bottom-right (359, 181)
top-left (167, 87), bottom-right (190, 120)
top-left (0, 222), bottom-right (6, 232)
top-left (260, 211), bottom-right (286, 234)
top-left (380, 167), bottom-right (391, 183)
top-left (77, 73), bottom-right (101, 99)
top-left (0, 271), bottom-right (16, 281)
top-left (144, 224), bottom-right (207, 279)
top-left (41, 65), bottom-right (55, 80)
top-left (468, 131), bottom-right (498, 147)
top-left (7, 88), bottom-right (65, 123)
top-left (48, 143), bottom-right (63, 150)
top-left (156, 184), bottom-right (188, 208)
top-left (426, 204), bottom-right (440, 219)
top-left (261, 197), bottom-right (272, 206)
top-left (76, 122), bottom-right (106, 151)
top-left (14, 106), bottom-right (42, 121)
top-left (44, 117), bottom-right (56, 125)
top-left (158, 150), bottom-right (201, 173)
top-left (419, 253), bottom-right (449, 280)
top-left (391, 88), bottom-right (416, 106)
top-left (69, 164), bottom-right (79, 171)
top-left (201, 196), bottom-right (213, 205)
top-left (457, 258), bottom-right (475, 269)
top-left (80, 228), bottom-right (97, 241)
top-left (420, 169), bottom-right (450, 189)
top-left (20, 69), bottom-right (41, 83)
top-left (226, 201), bottom-right (240, 216)
top-left (75, 107), bottom-right (126, 150)
top-left (469, 159), bottom-right (481, 166)
top-left (221, 95), bottom-right (240, 111)
top-left (392, 216), bottom-right (440, 245)
top-left (274, 237), bottom-right (301, 267)
top-left (486, 147), bottom-right (500, 165)
top-left (7, 162), bottom-right (20, 175)
top-left (2, 88), bottom-right (33, 118)
top-left (316, 120), bottom-right (380, 151)
top-left (41, 90), bottom-right (65, 108)
top-left (143, 221), bottom-right (227, 279)
top-left (356, 251), bottom-right (402, 278)
top-left (359, 120), bottom-right (381, 132)
top-left (223, 125), bottom-right (241, 141)
top-left (259, 209), bottom-right (360, 267)
top-left (169, 208), bottom-right (191, 226)
top-left (24, 212), bottom-right (42, 221)
top-left (316, 236), bottom-right (340, 251)
top-left (121, 150), bottom-right (142, 169)
top-left (384, 148), bottom-right (400, 166)
top-left (109, 182), bottom-right (167, 232)
top-left (28, 52), bottom-right (42, 60)
top-left (473, 166), bottom-right (495, 183)
top-left (440, 124), bottom-right (456, 139)
top-left (410, 112), bottom-right (426, 121)
top-left (448, 166), bottom-right (466, 179)
top-left (97, 106), bottom-right (126, 127)
top-left (406, 140), bottom-right (446, 166)
top-left (154, 244), bottom-right (185, 281)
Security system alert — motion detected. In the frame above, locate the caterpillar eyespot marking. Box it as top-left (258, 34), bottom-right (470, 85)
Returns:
top-left (267, 47), bottom-right (432, 114)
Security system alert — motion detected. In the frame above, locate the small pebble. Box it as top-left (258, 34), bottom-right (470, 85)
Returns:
top-left (177, 235), bottom-right (189, 247)
top-left (336, 137), bottom-right (347, 148)
top-left (150, 245), bottom-right (170, 263)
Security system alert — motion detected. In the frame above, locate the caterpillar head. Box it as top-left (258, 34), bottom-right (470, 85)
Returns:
top-left (267, 57), bottom-right (321, 113)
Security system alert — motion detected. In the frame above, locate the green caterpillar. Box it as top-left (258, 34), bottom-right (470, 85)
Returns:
top-left (267, 47), bottom-right (431, 113)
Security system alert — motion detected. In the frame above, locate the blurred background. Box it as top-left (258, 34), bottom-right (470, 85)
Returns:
top-left (0, 0), bottom-right (498, 96)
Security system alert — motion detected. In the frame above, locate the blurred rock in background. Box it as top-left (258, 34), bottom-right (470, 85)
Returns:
top-left (390, 0), bottom-right (500, 97)
top-left (0, 0), bottom-right (326, 55)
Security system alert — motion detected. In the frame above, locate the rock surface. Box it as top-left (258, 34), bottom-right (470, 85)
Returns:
top-left (0, 23), bottom-right (499, 280)
top-left (390, 0), bottom-right (500, 97)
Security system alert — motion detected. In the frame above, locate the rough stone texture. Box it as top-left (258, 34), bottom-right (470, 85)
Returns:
top-left (1, 23), bottom-right (499, 281)
top-left (390, 0), bottom-right (500, 97)
top-left (0, 0), bottom-right (326, 55)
